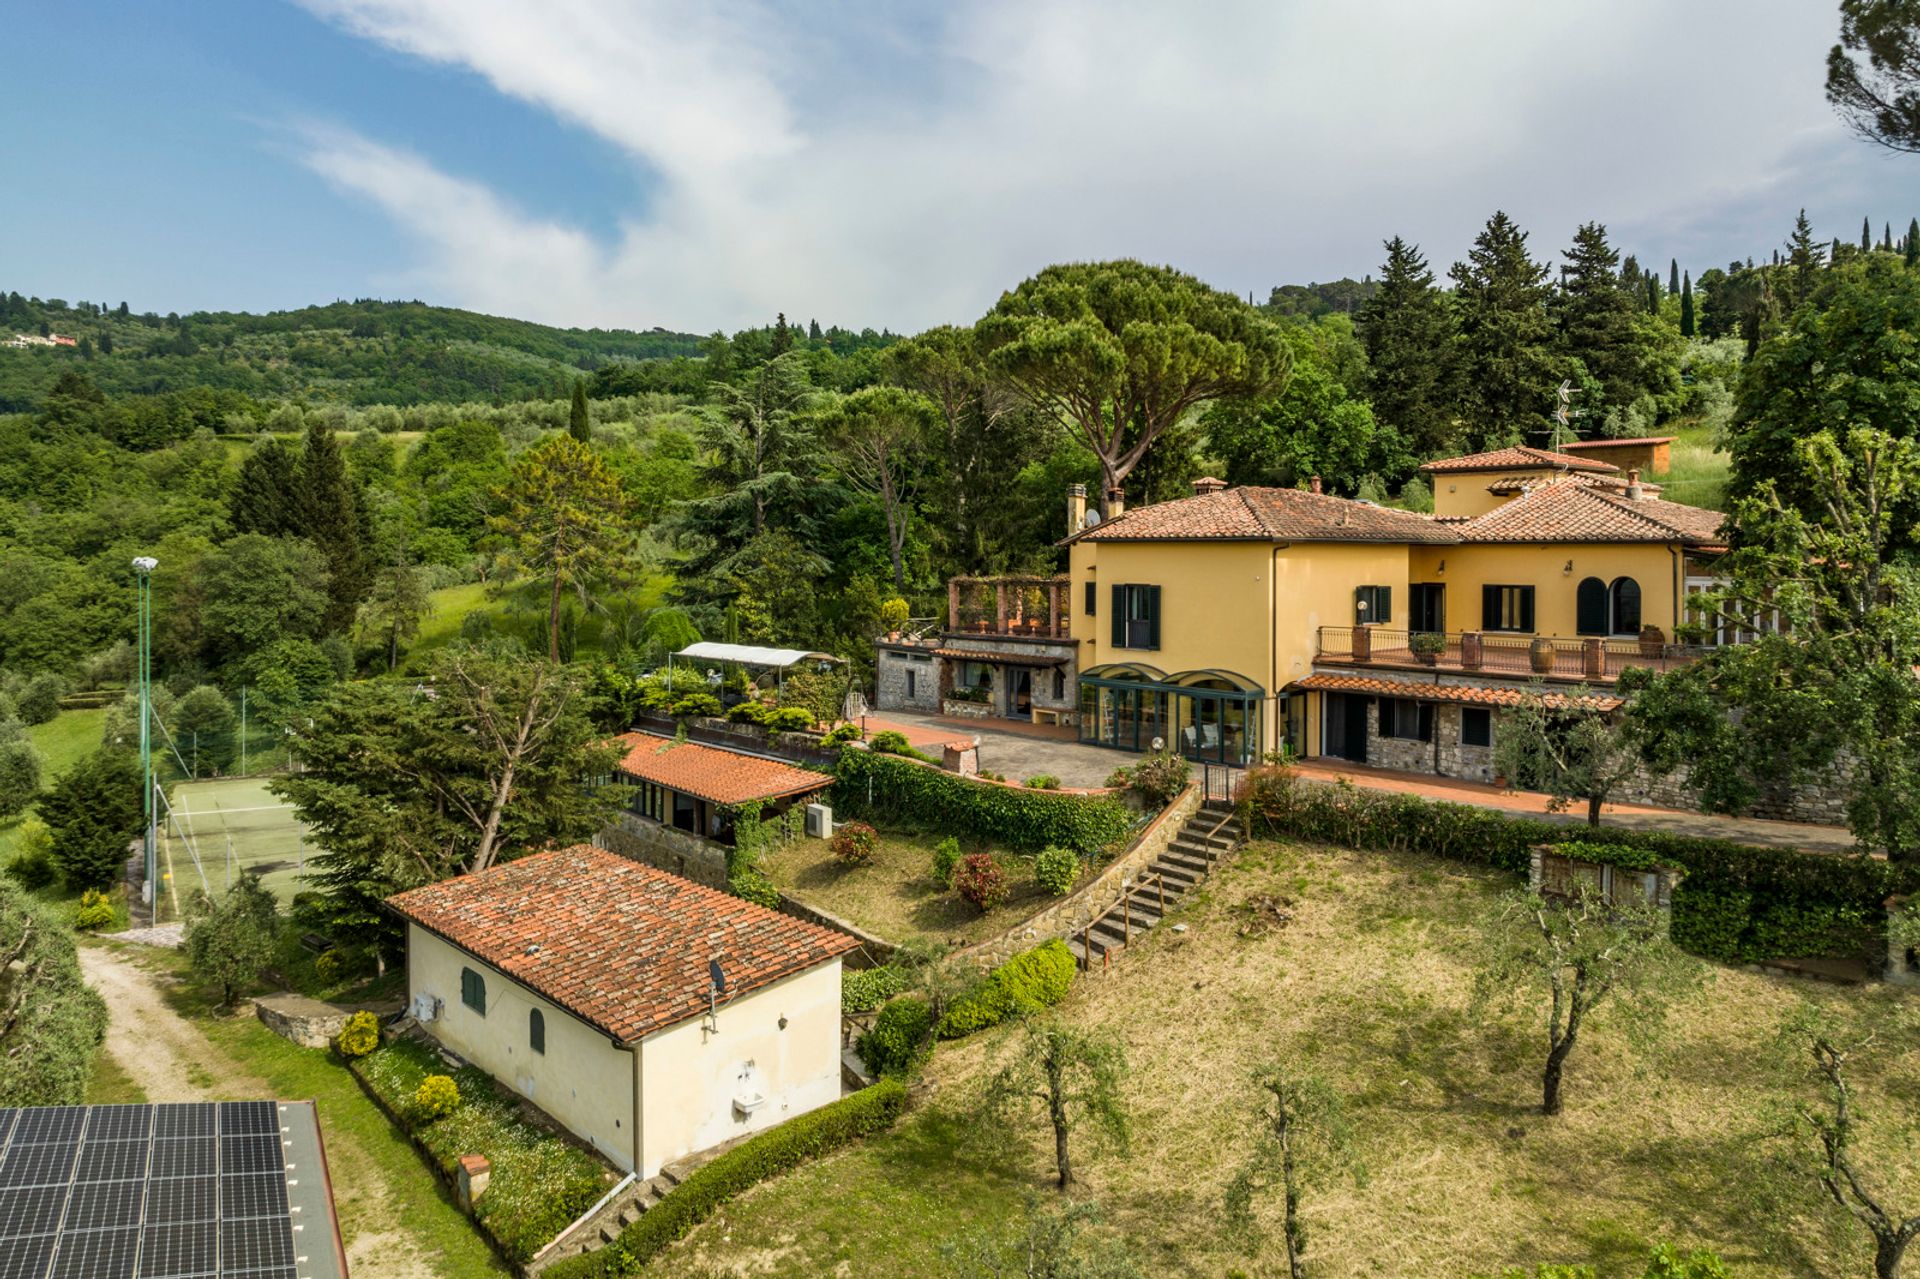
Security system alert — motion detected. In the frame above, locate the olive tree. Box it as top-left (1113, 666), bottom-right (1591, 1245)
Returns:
top-left (1224, 1064), bottom-right (1365, 1279)
top-left (1492, 685), bottom-right (1641, 828)
top-left (184, 873), bottom-right (279, 1010)
top-left (983, 1019), bottom-right (1130, 1190)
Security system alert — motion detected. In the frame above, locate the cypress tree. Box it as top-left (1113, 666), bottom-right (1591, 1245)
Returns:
top-left (1884, 221), bottom-right (1894, 251)
top-left (1863, 215), bottom-right (1873, 252)
top-left (297, 422), bottom-right (368, 633)
top-left (770, 312), bottom-right (794, 357)
top-left (808, 318), bottom-right (822, 341)
top-left (229, 437), bottom-right (302, 537)
top-left (1449, 211), bottom-right (1556, 449)
top-left (1358, 235), bottom-right (1461, 457)
top-left (1668, 258), bottom-right (1680, 295)
top-left (568, 380), bottom-right (591, 443)
top-left (1907, 218), bottom-right (1919, 268)
top-left (1679, 272), bottom-right (1695, 338)
top-left (1645, 272), bottom-right (1659, 315)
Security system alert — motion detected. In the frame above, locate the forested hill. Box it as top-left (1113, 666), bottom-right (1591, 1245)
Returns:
top-left (0, 295), bottom-right (709, 410)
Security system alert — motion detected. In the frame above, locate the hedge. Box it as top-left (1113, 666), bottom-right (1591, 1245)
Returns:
top-left (832, 749), bottom-right (1134, 854)
top-left (543, 1078), bottom-right (909, 1277)
top-left (1242, 767), bottom-right (1918, 966)
top-left (938, 939), bottom-right (1076, 1038)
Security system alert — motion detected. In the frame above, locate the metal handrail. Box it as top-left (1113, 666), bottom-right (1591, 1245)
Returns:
top-left (1075, 869), bottom-right (1168, 971)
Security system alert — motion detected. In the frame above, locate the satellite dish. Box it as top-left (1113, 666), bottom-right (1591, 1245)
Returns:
top-left (1082, 509), bottom-right (1102, 529)
top-left (709, 958), bottom-right (726, 995)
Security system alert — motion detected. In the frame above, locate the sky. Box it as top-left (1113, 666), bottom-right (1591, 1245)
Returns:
top-left (4, 1), bottom-right (1919, 335)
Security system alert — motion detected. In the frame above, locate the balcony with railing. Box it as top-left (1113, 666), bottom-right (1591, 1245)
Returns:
top-left (947, 576), bottom-right (1073, 641)
top-left (1315, 626), bottom-right (1706, 683)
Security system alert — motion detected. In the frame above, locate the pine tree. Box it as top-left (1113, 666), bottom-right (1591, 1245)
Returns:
top-left (229, 438), bottom-right (302, 537)
top-left (97, 331), bottom-right (111, 355)
top-left (568, 380), bottom-right (591, 443)
top-left (297, 422), bottom-right (367, 633)
top-left (770, 312), bottom-right (794, 357)
top-left (808, 318), bottom-right (822, 341)
top-left (1786, 211), bottom-right (1826, 311)
top-left (1553, 222), bottom-right (1647, 412)
top-left (1449, 212), bottom-right (1556, 450)
top-left (1668, 258), bottom-right (1680, 295)
top-left (1679, 271), bottom-right (1695, 338)
top-left (1358, 236), bottom-right (1461, 457)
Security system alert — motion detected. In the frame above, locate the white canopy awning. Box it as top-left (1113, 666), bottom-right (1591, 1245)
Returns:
top-left (672, 642), bottom-right (843, 669)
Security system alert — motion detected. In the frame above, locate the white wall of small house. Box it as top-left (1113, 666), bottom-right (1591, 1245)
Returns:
top-left (406, 924), bottom-right (639, 1172)
top-left (635, 959), bottom-right (842, 1179)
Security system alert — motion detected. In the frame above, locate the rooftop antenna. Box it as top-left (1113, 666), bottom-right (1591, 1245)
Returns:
top-left (1539, 380), bottom-right (1582, 453)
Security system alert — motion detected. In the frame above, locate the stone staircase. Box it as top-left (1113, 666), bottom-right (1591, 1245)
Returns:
top-left (1066, 798), bottom-right (1243, 968)
top-left (527, 1158), bottom-right (694, 1273)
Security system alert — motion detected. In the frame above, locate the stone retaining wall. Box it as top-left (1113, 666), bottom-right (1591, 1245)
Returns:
top-left (775, 893), bottom-right (896, 968)
top-left (254, 993), bottom-right (360, 1049)
top-left (596, 813), bottom-right (730, 889)
top-left (952, 785), bottom-right (1203, 969)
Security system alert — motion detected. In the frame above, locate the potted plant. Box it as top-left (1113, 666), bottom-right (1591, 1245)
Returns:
top-left (880, 597), bottom-right (910, 641)
top-left (1638, 624), bottom-right (1666, 658)
top-left (1409, 631), bottom-right (1447, 665)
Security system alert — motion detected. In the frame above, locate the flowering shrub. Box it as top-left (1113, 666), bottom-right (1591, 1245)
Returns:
top-left (72, 889), bottom-right (114, 931)
top-left (930, 836), bottom-right (962, 887)
top-left (1032, 845), bottom-right (1078, 896)
top-left (414, 1074), bottom-right (461, 1119)
top-left (954, 853), bottom-right (1009, 911)
top-left (1125, 750), bottom-right (1190, 807)
top-left (336, 1010), bottom-right (381, 1058)
top-left (830, 821), bottom-right (879, 866)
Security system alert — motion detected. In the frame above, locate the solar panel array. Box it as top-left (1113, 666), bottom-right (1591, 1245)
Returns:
top-left (0, 1103), bottom-right (306, 1279)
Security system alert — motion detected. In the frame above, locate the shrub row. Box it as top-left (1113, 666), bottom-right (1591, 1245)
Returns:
top-left (832, 749), bottom-right (1133, 854)
top-left (938, 939), bottom-right (1076, 1038)
top-left (543, 1078), bottom-right (909, 1278)
top-left (1242, 766), bottom-right (1919, 965)
top-left (351, 1038), bottom-right (607, 1263)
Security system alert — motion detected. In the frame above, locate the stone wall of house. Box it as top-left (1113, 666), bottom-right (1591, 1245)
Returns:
top-left (1363, 700), bottom-right (1439, 775)
top-left (1432, 704), bottom-right (1498, 783)
top-left (597, 814), bottom-right (729, 889)
top-left (953, 785), bottom-right (1202, 969)
top-left (874, 646), bottom-right (940, 713)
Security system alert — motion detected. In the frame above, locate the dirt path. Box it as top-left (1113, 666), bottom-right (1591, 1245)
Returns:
top-left (78, 945), bottom-right (447, 1279)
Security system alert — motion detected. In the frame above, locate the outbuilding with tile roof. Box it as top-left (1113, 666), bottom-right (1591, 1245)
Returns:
top-left (388, 845), bottom-right (857, 1177)
top-left (612, 730), bottom-right (832, 849)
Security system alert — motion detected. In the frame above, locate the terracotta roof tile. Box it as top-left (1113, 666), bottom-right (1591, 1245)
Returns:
top-left (1066, 486), bottom-right (1457, 546)
top-left (614, 732), bottom-right (831, 806)
top-left (1455, 480), bottom-right (1726, 545)
top-left (387, 845), bottom-right (857, 1043)
top-left (1420, 446), bottom-right (1617, 474)
top-left (1294, 672), bottom-right (1622, 712)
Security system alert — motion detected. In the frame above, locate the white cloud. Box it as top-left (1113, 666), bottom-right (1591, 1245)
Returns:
top-left (292, 0), bottom-right (1914, 331)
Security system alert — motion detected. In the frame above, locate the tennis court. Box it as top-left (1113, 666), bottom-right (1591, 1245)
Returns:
top-left (159, 777), bottom-right (312, 920)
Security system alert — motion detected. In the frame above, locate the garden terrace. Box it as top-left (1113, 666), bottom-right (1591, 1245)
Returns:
top-left (1315, 626), bottom-right (1706, 683)
top-left (946, 576), bottom-right (1073, 640)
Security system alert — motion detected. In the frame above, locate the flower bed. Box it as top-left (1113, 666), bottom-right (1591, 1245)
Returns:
top-left (350, 1037), bottom-right (612, 1264)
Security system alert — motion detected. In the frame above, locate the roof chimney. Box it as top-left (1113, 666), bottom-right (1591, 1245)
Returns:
top-left (1192, 476), bottom-right (1227, 496)
top-left (1103, 487), bottom-right (1126, 519)
top-left (1625, 468), bottom-right (1644, 500)
top-left (1066, 482), bottom-right (1087, 536)
top-left (1309, 476), bottom-right (1323, 495)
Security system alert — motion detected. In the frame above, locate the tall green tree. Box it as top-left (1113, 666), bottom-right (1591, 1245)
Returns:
top-left (1358, 236), bottom-right (1460, 458)
top-left (1829, 0), bottom-right (1920, 155)
top-left (491, 435), bottom-right (631, 663)
top-left (695, 350), bottom-right (819, 539)
top-left (977, 260), bottom-right (1289, 510)
top-left (356, 559), bottom-right (429, 671)
top-left (275, 644), bottom-right (623, 962)
top-left (197, 534), bottom-right (331, 670)
top-left (821, 385), bottom-right (938, 592)
top-left (567, 380), bottom-right (591, 443)
top-left (38, 747), bottom-right (143, 890)
top-left (0, 881), bottom-right (105, 1106)
top-left (1907, 216), bottom-right (1919, 266)
top-left (1553, 222), bottom-right (1648, 413)
top-left (1668, 258), bottom-right (1681, 294)
top-left (1679, 271), bottom-right (1695, 337)
top-left (982, 1019), bottom-right (1131, 1190)
top-left (297, 422), bottom-right (368, 631)
top-left (184, 874), bottom-right (278, 1010)
top-left (228, 437), bottom-right (302, 537)
top-left (1449, 212), bottom-right (1557, 449)
top-left (1223, 1065), bottom-right (1365, 1279)
top-left (1787, 209), bottom-right (1828, 311)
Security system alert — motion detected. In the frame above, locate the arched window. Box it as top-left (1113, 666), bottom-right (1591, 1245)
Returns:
top-left (1610, 577), bottom-right (1642, 635)
top-left (529, 1008), bottom-right (546, 1055)
top-left (1576, 577), bottom-right (1608, 636)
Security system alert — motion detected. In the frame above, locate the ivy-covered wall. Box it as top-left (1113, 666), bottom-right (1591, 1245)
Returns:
top-left (831, 749), bottom-right (1134, 854)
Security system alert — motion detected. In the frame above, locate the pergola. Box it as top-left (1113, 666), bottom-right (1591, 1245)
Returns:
top-left (667, 641), bottom-right (844, 695)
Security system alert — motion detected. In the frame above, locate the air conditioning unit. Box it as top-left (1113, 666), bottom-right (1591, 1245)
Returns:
top-left (411, 993), bottom-right (442, 1023)
top-left (804, 802), bottom-right (833, 839)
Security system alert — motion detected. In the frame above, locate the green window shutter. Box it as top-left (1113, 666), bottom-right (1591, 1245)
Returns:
top-left (1481, 584), bottom-right (1499, 629)
top-left (1111, 585), bottom-right (1125, 647)
top-left (1085, 581), bottom-right (1097, 616)
top-left (1381, 586), bottom-right (1391, 625)
top-left (1146, 585), bottom-right (1162, 650)
top-left (1519, 587), bottom-right (1536, 632)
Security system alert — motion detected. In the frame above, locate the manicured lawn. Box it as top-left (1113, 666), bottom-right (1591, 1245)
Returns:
top-left (760, 829), bottom-right (1088, 946)
top-left (667, 839), bottom-right (1914, 1278)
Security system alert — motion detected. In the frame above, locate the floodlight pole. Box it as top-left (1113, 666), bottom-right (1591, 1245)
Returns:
top-left (132, 556), bottom-right (159, 915)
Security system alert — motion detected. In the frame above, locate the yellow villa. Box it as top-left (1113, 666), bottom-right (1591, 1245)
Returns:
top-left (875, 445), bottom-right (1727, 783)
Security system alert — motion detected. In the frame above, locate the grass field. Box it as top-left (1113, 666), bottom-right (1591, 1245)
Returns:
top-left (1651, 420), bottom-right (1730, 512)
top-left (160, 776), bottom-right (311, 916)
top-left (666, 839), bottom-right (1915, 1278)
top-left (0, 707), bottom-right (109, 866)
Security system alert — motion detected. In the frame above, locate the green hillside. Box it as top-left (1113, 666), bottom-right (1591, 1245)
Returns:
top-left (0, 295), bottom-right (707, 410)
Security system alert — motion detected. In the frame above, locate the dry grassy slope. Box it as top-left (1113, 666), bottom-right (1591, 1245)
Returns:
top-left (668, 841), bottom-right (1916, 1279)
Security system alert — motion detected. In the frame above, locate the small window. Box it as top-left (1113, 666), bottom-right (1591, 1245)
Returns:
top-left (1354, 585), bottom-right (1392, 626)
top-left (1084, 581), bottom-right (1097, 616)
top-left (460, 967), bottom-right (486, 1016)
top-left (529, 1008), bottom-right (545, 1055)
top-left (1461, 707), bottom-right (1492, 748)
top-left (1481, 585), bottom-right (1535, 632)
top-left (905, 669), bottom-right (916, 700)
top-left (1110, 584), bottom-right (1160, 650)
top-left (1378, 698), bottom-right (1433, 742)
top-left (1053, 668), bottom-right (1066, 699)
